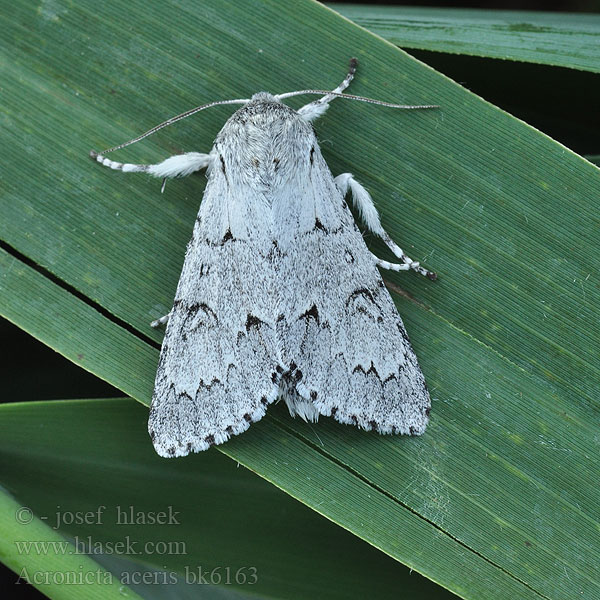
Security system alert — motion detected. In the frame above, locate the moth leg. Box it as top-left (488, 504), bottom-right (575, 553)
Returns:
top-left (150, 312), bottom-right (171, 329)
top-left (374, 257), bottom-right (411, 272)
top-left (90, 151), bottom-right (212, 193)
top-left (334, 172), bottom-right (437, 280)
top-left (298, 58), bottom-right (357, 122)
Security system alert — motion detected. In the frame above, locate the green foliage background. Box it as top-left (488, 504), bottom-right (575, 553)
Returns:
top-left (1, 1), bottom-right (599, 599)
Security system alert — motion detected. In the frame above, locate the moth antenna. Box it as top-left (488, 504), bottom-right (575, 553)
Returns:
top-left (90, 98), bottom-right (249, 157)
top-left (279, 89), bottom-right (439, 110)
top-left (285, 59), bottom-right (437, 123)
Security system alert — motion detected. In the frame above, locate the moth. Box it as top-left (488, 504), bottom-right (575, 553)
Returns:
top-left (90, 59), bottom-right (437, 457)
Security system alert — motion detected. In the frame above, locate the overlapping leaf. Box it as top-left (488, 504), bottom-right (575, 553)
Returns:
top-left (1, 1), bottom-right (599, 599)
top-left (330, 4), bottom-right (600, 72)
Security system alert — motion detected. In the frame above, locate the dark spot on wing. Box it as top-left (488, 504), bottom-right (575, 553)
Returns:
top-left (243, 413), bottom-right (252, 422)
top-left (186, 302), bottom-right (218, 323)
top-left (267, 238), bottom-right (280, 260)
top-left (366, 362), bottom-right (378, 376)
top-left (196, 375), bottom-right (222, 392)
top-left (309, 146), bottom-right (315, 164)
top-left (352, 363), bottom-right (378, 378)
top-left (245, 314), bottom-right (263, 332)
top-left (221, 229), bottom-right (234, 244)
top-left (397, 323), bottom-right (411, 345)
top-left (220, 155), bottom-right (226, 174)
top-left (347, 287), bottom-right (382, 322)
top-left (347, 287), bottom-right (376, 306)
top-left (300, 304), bottom-right (320, 324)
top-left (314, 218), bottom-right (327, 232)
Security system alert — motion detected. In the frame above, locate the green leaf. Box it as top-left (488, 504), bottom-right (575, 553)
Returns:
top-left (0, 398), bottom-right (452, 600)
top-left (2, 1), bottom-right (600, 599)
top-left (0, 488), bottom-right (146, 600)
top-left (328, 4), bottom-right (600, 73)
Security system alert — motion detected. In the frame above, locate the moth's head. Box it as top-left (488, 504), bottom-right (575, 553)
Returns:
top-left (213, 91), bottom-right (318, 188)
top-left (250, 92), bottom-right (282, 103)
top-left (230, 91), bottom-right (309, 122)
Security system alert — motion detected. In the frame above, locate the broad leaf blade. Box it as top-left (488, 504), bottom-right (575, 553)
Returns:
top-left (1, 1), bottom-right (600, 599)
top-left (0, 398), bottom-right (454, 600)
top-left (329, 4), bottom-right (600, 72)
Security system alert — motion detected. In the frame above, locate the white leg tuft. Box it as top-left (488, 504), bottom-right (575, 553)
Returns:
top-left (151, 312), bottom-right (171, 328)
top-left (90, 150), bottom-right (212, 184)
top-left (298, 58), bottom-right (357, 122)
top-left (336, 173), bottom-right (437, 279)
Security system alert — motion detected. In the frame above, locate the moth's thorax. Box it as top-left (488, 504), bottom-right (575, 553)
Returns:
top-left (213, 93), bottom-right (317, 189)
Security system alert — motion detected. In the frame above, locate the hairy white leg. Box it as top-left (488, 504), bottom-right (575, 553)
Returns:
top-left (151, 312), bottom-right (171, 329)
top-left (374, 257), bottom-right (411, 272)
top-left (335, 172), bottom-right (437, 280)
top-left (298, 58), bottom-right (357, 122)
top-left (90, 151), bottom-right (212, 192)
